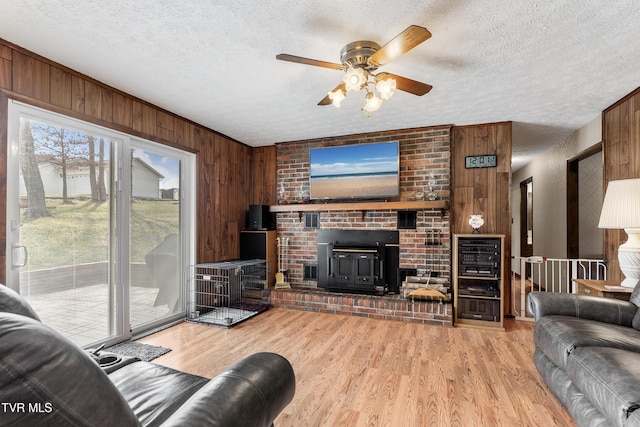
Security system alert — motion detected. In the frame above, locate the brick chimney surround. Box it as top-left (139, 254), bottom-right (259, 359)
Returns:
top-left (268, 125), bottom-right (453, 326)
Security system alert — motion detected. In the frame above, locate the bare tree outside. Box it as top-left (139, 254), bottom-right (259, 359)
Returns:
top-left (88, 135), bottom-right (98, 201)
top-left (85, 135), bottom-right (109, 202)
top-left (19, 119), bottom-right (49, 219)
top-left (30, 122), bottom-right (88, 204)
top-left (98, 138), bottom-right (107, 202)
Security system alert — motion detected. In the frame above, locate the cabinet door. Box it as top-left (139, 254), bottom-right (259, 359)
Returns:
top-left (458, 298), bottom-right (499, 321)
top-left (355, 253), bottom-right (377, 284)
top-left (333, 253), bottom-right (356, 284)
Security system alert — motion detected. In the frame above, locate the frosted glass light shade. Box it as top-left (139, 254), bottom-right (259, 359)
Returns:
top-left (328, 88), bottom-right (346, 108)
top-left (375, 75), bottom-right (397, 100)
top-left (362, 92), bottom-right (382, 116)
top-left (343, 67), bottom-right (367, 91)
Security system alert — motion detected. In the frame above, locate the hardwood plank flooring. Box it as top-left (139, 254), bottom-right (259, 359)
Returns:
top-left (139, 308), bottom-right (574, 427)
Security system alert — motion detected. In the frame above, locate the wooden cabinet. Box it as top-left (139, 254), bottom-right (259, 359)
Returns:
top-left (573, 279), bottom-right (632, 301)
top-left (453, 234), bottom-right (505, 330)
top-left (240, 230), bottom-right (277, 288)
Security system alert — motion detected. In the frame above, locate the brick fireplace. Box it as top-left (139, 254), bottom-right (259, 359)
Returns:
top-left (269, 125), bottom-right (452, 323)
top-left (317, 229), bottom-right (399, 295)
top-left (275, 126), bottom-right (451, 283)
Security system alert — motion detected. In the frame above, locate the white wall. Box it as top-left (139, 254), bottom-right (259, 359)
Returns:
top-left (511, 114), bottom-right (602, 263)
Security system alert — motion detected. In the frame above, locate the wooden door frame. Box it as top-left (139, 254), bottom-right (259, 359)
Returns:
top-left (566, 143), bottom-right (602, 258)
top-left (520, 177), bottom-right (533, 258)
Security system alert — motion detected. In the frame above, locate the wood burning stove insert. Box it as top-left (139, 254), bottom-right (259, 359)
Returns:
top-left (317, 229), bottom-right (399, 295)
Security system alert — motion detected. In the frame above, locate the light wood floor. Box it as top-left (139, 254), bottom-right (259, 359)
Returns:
top-left (139, 308), bottom-right (574, 427)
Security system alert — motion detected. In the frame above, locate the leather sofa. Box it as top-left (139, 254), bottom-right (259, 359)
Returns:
top-left (0, 285), bottom-right (295, 426)
top-left (527, 290), bottom-right (640, 427)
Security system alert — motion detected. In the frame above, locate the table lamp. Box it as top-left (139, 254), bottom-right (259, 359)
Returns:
top-left (598, 178), bottom-right (640, 288)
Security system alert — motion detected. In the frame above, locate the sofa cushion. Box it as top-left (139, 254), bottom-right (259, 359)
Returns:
top-left (534, 349), bottom-right (611, 426)
top-left (108, 361), bottom-right (209, 426)
top-left (528, 292), bottom-right (637, 326)
top-left (0, 285), bottom-right (40, 320)
top-left (630, 285), bottom-right (640, 308)
top-left (567, 347), bottom-right (640, 427)
top-left (534, 315), bottom-right (640, 369)
top-left (629, 286), bottom-right (640, 330)
top-left (0, 312), bottom-right (139, 426)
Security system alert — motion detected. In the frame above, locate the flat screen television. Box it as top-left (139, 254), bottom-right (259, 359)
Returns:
top-left (309, 141), bottom-right (400, 200)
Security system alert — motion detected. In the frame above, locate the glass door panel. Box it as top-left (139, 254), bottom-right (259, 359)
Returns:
top-left (7, 101), bottom-right (194, 346)
top-left (129, 146), bottom-right (184, 332)
top-left (7, 106), bottom-right (123, 347)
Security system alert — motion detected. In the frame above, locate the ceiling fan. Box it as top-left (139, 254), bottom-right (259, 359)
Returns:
top-left (276, 25), bottom-right (433, 115)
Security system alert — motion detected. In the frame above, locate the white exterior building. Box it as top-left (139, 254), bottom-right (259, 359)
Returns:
top-left (19, 157), bottom-right (165, 199)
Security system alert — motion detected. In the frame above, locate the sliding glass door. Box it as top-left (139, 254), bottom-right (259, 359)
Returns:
top-left (129, 144), bottom-right (188, 332)
top-left (6, 101), bottom-right (194, 347)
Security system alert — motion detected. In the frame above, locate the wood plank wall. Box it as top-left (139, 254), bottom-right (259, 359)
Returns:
top-left (602, 87), bottom-right (640, 283)
top-left (251, 146), bottom-right (277, 205)
top-left (0, 39), bottom-right (265, 282)
top-left (451, 122), bottom-right (512, 314)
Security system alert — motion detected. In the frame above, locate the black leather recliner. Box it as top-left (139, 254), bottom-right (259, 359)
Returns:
top-left (0, 285), bottom-right (295, 426)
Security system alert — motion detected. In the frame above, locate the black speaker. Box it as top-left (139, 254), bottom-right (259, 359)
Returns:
top-left (248, 205), bottom-right (274, 230)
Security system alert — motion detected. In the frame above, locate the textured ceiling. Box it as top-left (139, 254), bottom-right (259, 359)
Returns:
top-left (2, 1), bottom-right (640, 170)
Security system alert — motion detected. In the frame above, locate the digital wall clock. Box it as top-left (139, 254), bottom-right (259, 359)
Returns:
top-left (465, 154), bottom-right (497, 169)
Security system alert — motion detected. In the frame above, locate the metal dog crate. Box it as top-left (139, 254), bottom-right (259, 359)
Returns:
top-left (188, 259), bottom-right (269, 327)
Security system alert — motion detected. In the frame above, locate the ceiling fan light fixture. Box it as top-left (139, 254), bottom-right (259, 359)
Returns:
top-left (328, 87), bottom-right (346, 108)
top-left (362, 91), bottom-right (382, 116)
top-left (276, 25), bottom-right (432, 115)
top-left (375, 74), bottom-right (397, 100)
top-left (343, 66), bottom-right (367, 91)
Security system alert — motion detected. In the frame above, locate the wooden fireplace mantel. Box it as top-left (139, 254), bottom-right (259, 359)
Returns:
top-left (269, 200), bottom-right (449, 214)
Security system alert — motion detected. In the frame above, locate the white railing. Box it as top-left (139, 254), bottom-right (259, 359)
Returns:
top-left (511, 256), bottom-right (607, 321)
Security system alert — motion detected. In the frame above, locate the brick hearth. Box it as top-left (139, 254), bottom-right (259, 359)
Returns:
top-left (268, 287), bottom-right (452, 326)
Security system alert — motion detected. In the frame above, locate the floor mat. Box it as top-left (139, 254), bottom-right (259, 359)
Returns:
top-left (106, 341), bottom-right (171, 362)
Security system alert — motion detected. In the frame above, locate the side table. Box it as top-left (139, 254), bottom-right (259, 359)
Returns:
top-left (573, 279), bottom-right (633, 301)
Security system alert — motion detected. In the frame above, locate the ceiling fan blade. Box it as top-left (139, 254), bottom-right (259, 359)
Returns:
top-left (369, 25), bottom-right (432, 67)
top-left (385, 73), bottom-right (432, 96)
top-left (318, 82), bottom-right (346, 106)
top-left (276, 53), bottom-right (343, 70)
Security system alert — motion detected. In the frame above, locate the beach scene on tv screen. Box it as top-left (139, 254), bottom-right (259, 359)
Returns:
top-left (310, 141), bottom-right (399, 199)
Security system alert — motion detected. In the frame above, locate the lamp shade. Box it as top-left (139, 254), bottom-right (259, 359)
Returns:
top-left (598, 178), bottom-right (640, 229)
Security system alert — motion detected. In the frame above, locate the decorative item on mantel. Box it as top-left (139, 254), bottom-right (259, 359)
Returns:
top-left (469, 214), bottom-right (484, 234)
top-left (426, 173), bottom-right (438, 201)
top-left (278, 183), bottom-right (288, 205)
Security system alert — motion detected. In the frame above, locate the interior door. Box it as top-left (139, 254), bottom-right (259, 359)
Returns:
top-left (520, 177), bottom-right (533, 257)
top-left (6, 102), bottom-right (126, 347)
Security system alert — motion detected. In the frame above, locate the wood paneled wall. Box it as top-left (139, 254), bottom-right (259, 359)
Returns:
top-left (451, 122), bottom-right (512, 314)
top-left (602, 87), bottom-right (640, 283)
top-left (0, 39), bottom-right (265, 282)
top-left (251, 146), bottom-right (277, 206)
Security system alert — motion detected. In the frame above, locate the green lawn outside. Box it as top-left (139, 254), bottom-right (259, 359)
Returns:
top-left (20, 197), bottom-right (179, 271)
